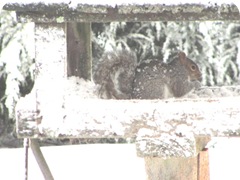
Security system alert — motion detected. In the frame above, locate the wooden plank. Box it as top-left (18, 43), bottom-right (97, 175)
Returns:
top-left (145, 156), bottom-right (198, 180)
top-left (198, 148), bottom-right (210, 180)
top-left (16, 90), bottom-right (239, 158)
top-left (144, 150), bottom-right (210, 180)
top-left (16, 95), bottom-right (240, 139)
top-left (144, 137), bottom-right (210, 179)
top-left (66, 22), bottom-right (92, 79)
top-left (3, 2), bottom-right (239, 22)
top-left (25, 23), bottom-right (67, 180)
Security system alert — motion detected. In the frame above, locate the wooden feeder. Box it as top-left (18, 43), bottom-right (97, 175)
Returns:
top-left (3, 1), bottom-right (240, 180)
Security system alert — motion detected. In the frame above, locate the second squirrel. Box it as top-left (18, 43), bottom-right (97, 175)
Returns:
top-left (94, 50), bottom-right (202, 99)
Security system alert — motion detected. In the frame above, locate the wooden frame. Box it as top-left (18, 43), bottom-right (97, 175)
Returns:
top-left (3, 1), bottom-right (240, 180)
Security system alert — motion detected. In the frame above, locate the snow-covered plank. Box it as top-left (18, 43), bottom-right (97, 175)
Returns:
top-left (16, 91), bottom-right (240, 139)
top-left (3, 1), bottom-right (239, 22)
top-left (16, 88), bottom-right (240, 157)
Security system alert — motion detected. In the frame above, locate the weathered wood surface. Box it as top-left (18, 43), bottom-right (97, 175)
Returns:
top-left (144, 144), bottom-right (210, 180)
top-left (16, 92), bottom-right (240, 139)
top-left (66, 22), bottom-right (92, 79)
top-left (16, 84), bottom-right (240, 158)
top-left (145, 156), bottom-right (198, 180)
top-left (145, 146), bottom-right (210, 180)
top-left (197, 148), bottom-right (210, 180)
top-left (3, 1), bottom-right (239, 22)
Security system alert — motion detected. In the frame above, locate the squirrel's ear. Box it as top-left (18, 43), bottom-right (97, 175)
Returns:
top-left (178, 51), bottom-right (187, 64)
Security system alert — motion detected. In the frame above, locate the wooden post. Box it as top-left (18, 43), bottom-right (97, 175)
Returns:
top-left (145, 157), bottom-right (198, 180)
top-left (145, 149), bottom-right (210, 180)
top-left (144, 137), bottom-right (210, 180)
top-left (198, 148), bottom-right (210, 180)
top-left (66, 22), bottom-right (92, 80)
top-left (30, 22), bottom-right (67, 180)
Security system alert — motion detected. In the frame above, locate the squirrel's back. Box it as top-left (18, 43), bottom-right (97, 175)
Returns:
top-left (94, 50), bottom-right (137, 99)
top-left (94, 50), bottom-right (202, 99)
top-left (132, 51), bottom-right (202, 99)
top-left (131, 60), bottom-right (173, 99)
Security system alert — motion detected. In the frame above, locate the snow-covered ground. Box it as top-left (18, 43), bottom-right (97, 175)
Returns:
top-left (0, 144), bottom-right (146, 180)
top-left (209, 138), bottom-right (240, 180)
top-left (0, 138), bottom-right (240, 180)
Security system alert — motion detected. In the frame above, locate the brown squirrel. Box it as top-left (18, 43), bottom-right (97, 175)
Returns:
top-left (94, 50), bottom-right (202, 99)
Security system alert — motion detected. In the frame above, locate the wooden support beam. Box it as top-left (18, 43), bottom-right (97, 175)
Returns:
top-left (30, 139), bottom-right (54, 180)
top-left (66, 22), bottom-right (92, 80)
top-left (24, 23), bottom-right (66, 180)
top-left (198, 148), bottom-right (210, 180)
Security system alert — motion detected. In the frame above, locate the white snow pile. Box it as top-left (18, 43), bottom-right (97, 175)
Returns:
top-left (64, 77), bottom-right (99, 99)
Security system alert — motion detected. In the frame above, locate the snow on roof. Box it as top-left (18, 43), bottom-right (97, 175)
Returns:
top-left (2, 0), bottom-right (239, 22)
top-left (3, 0), bottom-right (239, 11)
top-left (2, 0), bottom-right (239, 7)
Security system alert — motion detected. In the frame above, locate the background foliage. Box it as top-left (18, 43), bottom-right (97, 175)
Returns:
top-left (1, 11), bottom-right (240, 147)
top-left (92, 21), bottom-right (240, 86)
top-left (0, 10), bottom-right (34, 147)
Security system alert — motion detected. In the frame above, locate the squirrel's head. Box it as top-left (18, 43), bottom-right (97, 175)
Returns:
top-left (178, 51), bottom-right (202, 82)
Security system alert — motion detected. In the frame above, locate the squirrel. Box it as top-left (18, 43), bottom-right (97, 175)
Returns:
top-left (94, 50), bottom-right (202, 99)
top-left (94, 50), bottom-right (137, 99)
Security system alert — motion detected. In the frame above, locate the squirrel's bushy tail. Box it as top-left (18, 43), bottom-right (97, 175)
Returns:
top-left (94, 50), bottom-right (137, 99)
